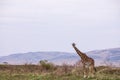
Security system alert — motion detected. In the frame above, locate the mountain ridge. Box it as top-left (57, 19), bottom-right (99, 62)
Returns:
top-left (0, 48), bottom-right (120, 66)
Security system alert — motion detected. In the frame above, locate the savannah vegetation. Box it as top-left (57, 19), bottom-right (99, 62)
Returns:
top-left (0, 60), bottom-right (120, 80)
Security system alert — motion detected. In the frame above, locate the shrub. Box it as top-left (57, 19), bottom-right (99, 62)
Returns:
top-left (39, 60), bottom-right (55, 71)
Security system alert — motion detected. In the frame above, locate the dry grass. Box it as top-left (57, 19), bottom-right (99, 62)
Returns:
top-left (0, 63), bottom-right (120, 80)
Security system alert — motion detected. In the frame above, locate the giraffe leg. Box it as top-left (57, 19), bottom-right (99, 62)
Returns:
top-left (83, 65), bottom-right (86, 78)
top-left (83, 69), bottom-right (87, 78)
top-left (88, 66), bottom-right (92, 78)
top-left (83, 65), bottom-right (88, 78)
top-left (89, 65), bottom-right (95, 77)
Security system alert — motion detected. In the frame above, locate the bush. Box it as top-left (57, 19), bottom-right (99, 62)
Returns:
top-left (39, 60), bottom-right (55, 71)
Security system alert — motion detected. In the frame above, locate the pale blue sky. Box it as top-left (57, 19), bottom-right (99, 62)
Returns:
top-left (0, 0), bottom-right (120, 56)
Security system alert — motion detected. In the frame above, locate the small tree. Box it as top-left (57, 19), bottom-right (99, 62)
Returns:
top-left (39, 60), bottom-right (48, 65)
top-left (39, 60), bottom-right (54, 71)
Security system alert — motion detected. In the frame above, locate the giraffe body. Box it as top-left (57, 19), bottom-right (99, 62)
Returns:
top-left (72, 43), bottom-right (96, 78)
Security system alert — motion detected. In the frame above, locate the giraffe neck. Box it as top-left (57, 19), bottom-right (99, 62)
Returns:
top-left (73, 46), bottom-right (87, 60)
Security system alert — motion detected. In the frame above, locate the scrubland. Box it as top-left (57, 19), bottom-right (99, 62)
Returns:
top-left (0, 61), bottom-right (120, 80)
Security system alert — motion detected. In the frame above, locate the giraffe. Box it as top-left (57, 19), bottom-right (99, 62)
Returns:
top-left (72, 43), bottom-right (96, 78)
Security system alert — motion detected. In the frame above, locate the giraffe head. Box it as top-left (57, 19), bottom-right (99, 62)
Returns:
top-left (72, 43), bottom-right (76, 47)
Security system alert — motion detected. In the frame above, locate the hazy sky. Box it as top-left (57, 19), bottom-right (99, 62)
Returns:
top-left (0, 0), bottom-right (120, 56)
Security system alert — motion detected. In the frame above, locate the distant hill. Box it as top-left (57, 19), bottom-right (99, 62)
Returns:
top-left (0, 48), bottom-right (120, 66)
top-left (87, 48), bottom-right (120, 66)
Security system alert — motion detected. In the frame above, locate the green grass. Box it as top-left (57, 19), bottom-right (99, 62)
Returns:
top-left (0, 72), bottom-right (119, 80)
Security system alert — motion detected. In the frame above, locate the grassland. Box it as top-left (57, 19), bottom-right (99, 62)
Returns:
top-left (0, 63), bottom-right (120, 80)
